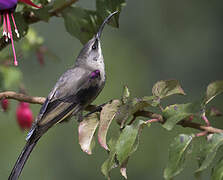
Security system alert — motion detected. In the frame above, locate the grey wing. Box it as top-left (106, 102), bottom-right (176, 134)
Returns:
top-left (27, 67), bottom-right (93, 140)
top-left (37, 67), bottom-right (93, 125)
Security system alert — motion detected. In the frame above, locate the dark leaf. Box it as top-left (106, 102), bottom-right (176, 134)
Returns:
top-left (101, 138), bottom-right (119, 179)
top-left (162, 103), bottom-right (200, 130)
top-left (196, 133), bottom-right (223, 173)
top-left (31, 6), bottom-right (52, 22)
top-left (62, 7), bottom-right (102, 44)
top-left (115, 97), bottom-right (150, 128)
top-left (211, 157), bottom-right (223, 180)
top-left (141, 96), bottom-right (160, 107)
top-left (116, 120), bottom-right (147, 164)
top-left (164, 134), bottom-right (194, 180)
top-left (96, 0), bottom-right (126, 27)
top-left (114, 101), bottom-right (132, 128)
top-left (14, 12), bottom-right (29, 40)
top-left (131, 97), bottom-right (153, 112)
top-left (53, 0), bottom-right (66, 10)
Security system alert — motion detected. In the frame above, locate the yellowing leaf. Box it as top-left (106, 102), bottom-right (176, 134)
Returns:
top-left (98, 99), bottom-right (121, 150)
top-left (205, 80), bottom-right (223, 104)
top-left (152, 80), bottom-right (186, 99)
top-left (78, 113), bottom-right (99, 155)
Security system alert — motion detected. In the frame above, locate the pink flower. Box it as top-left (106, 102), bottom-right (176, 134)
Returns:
top-left (1, 98), bottom-right (9, 112)
top-left (16, 102), bottom-right (33, 130)
top-left (0, 0), bottom-right (41, 66)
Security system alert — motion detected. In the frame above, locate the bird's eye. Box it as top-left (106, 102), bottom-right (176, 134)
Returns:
top-left (92, 39), bottom-right (98, 50)
top-left (92, 44), bottom-right (97, 50)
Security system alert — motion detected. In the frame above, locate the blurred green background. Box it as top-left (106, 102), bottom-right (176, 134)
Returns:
top-left (1, 0), bottom-right (223, 179)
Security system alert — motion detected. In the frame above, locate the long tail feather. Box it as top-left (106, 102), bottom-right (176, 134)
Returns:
top-left (8, 139), bottom-right (39, 180)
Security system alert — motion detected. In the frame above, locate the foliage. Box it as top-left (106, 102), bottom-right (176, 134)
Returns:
top-left (75, 79), bottom-right (223, 179)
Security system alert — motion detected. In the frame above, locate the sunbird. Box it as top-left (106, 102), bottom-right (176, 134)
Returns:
top-left (8, 11), bottom-right (118, 180)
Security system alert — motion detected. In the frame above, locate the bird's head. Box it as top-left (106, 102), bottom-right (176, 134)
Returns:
top-left (76, 11), bottom-right (118, 67)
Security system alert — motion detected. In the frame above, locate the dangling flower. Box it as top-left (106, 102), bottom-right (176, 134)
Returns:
top-left (1, 98), bottom-right (9, 112)
top-left (16, 102), bottom-right (33, 130)
top-left (0, 0), bottom-right (41, 66)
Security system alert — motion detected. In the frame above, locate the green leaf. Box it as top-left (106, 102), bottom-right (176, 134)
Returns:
top-left (62, 7), bottom-right (102, 44)
top-left (114, 97), bottom-right (150, 128)
top-left (101, 138), bottom-right (119, 179)
top-left (122, 85), bottom-right (130, 104)
top-left (78, 113), bottom-right (99, 155)
top-left (205, 80), bottom-right (223, 104)
top-left (164, 134), bottom-right (193, 180)
top-left (116, 124), bottom-right (138, 164)
top-left (119, 120), bottom-right (148, 179)
top-left (131, 97), bottom-right (153, 112)
top-left (31, 6), bottom-right (52, 22)
top-left (116, 120), bottom-right (146, 164)
top-left (98, 99), bottom-right (121, 150)
top-left (96, 0), bottom-right (126, 27)
top-left (152, 80), bottom-right (186, 99)
top-left (162, 103), bottom-right (200, 131)
top-left (38, 0), bottom-right (50, 5)
top-left (102, 120), bottom-right (148, 179)
top-left (53, 0), bottom-right (66, 10)
top-left (0, 67), bottom-right (22, 89)
top-left (114, 101), bottom-right (132, 128)
top-left (211, 157), bottom-right (223, 180)
top-left (141, 96), bottom-right (160, 107)
top-left (14, 12), bottom-right (29, 40)
top-left (196, 133), bottom-right (223, 173)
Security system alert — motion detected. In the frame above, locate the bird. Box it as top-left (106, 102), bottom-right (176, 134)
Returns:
top-left (8, 11), bottom-right (119, 180)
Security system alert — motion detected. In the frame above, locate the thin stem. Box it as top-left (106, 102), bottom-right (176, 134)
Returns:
top-left (49, 0), bottom-right (79, 17)
top-left (145, 119), bottom-right (160, 124)
top-left (196, 131), bottom-right (208, 137)
top-left (201, 114), bottom-right (210, 126)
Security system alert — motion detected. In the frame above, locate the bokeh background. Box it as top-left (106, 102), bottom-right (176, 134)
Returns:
top-left (1, 0), bottom-right (223, 179)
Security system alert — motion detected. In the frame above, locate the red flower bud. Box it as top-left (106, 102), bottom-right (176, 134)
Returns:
top-left (1, 98), bottom-right (9, 112)
top-left (16, 102), bottom-right (33, 130)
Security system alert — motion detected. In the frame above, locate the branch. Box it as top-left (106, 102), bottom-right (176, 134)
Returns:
top-left (134, 110), bottom-right (223, 134)
top-left (1, 91), bottom-right (223, 134)
top-left (178, 120), bottom-right (223, 134)
top-left (0, 0), bottom-right (79, 51)
top-left (0, 91), bottom-right (45, 104)
top-left (0, 91), bottom-right (96, 111)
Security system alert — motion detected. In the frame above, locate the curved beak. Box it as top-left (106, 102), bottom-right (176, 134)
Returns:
top-left (96, 11), bottom-right (119, 39)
